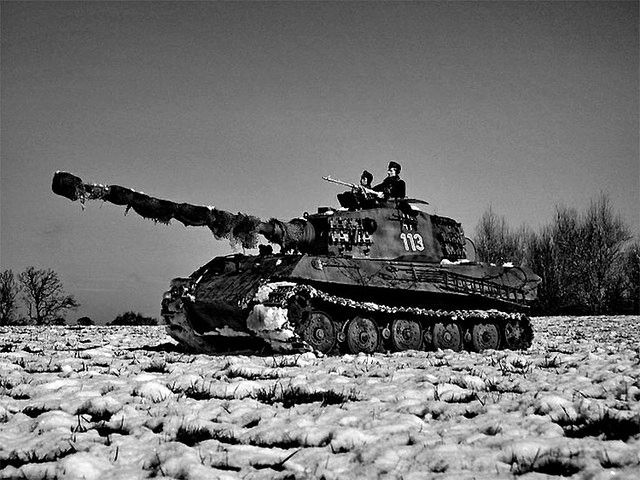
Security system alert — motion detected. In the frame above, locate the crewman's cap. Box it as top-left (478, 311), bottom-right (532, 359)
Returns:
top-left (388, 161), bottom-right (401, 173)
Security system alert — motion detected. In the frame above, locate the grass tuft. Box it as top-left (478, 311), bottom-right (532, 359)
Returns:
top-left (536, 354), bottom-right (563, 369)
top-left (21, 404), bottom-right (49, 418)
top-left (481, 423), bottom-right (503, 436)
top-left (560, 409), bottom-right (640, 441)
top-left (253, 384), bottom-right (359, 408)
top-left (168, 381), bottom-right (218, 400)
top-left (252, 449), bottom-right (301, 471)
top-left (175, 424), bottom-right (216, 447)
top-left (142, 359), bottom-right (171, 374)
top-left (174, 423), bottom-right (241, 447)
top-left (0, 442), bottom-right (77, 470)
top-left (508, 448), bottom-right (583, 477)
top-left (224, 366), bottom-right (280, 380)
top-left (22, 359), bottom-right (62, 374)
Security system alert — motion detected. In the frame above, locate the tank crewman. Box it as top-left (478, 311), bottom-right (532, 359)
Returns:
top-left (358, 170), bottom-right (379, 209)
top-left (372, 161), bottom-right (406, 200)
top-left (337, 170), bottom-right (376, 210)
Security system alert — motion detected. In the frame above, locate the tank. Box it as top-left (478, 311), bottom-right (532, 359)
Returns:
top-left (52, 171), bottom-right (541, 355)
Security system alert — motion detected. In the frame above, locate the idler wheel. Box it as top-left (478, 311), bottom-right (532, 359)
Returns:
top-left (287, 294), bottom-right (312, 324)
top-left (432, 322), bottom-right (463, 351)
top-left (471, 323), bottom-right (500, 351)
top-left (390, 319), bottom-right (422, 351)
top-left (300, 311), bottom-right (337, 354)
top-left (503, 320), bottom-right (531, 349)
top-left (346, 316), bottom-right (379, 354)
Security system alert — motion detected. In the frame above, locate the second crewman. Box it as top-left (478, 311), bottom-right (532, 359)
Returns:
top-left (373, 161), bottom-right (406, 200)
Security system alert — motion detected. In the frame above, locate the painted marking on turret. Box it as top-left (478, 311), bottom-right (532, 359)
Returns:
top-left (400, 232), bottom-right (425, 252)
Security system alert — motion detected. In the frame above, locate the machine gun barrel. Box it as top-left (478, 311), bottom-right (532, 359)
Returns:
top-left (52, 171), bottom-right (314, 251)
top-left (322, 175), bottom-right (379, 197)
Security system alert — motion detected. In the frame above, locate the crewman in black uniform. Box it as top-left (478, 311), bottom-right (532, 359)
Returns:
top-left (337, 170), bottom-right (376, 210)
top-left (373, 161), bottom-right (406, 200)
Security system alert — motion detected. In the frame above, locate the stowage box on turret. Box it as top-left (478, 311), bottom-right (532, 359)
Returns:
top-left (52, 171), bottom-right (541, 354)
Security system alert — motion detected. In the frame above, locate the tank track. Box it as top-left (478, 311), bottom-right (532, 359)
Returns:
top-left (281, 283), bottom-right (533, 355)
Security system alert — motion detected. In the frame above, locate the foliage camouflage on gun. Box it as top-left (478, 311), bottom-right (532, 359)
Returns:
top-left (52, 171), bottom-right (313, 251)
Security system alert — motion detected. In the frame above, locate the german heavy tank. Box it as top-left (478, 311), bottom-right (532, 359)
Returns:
top-left (52, 171), bottom-right (541, 355)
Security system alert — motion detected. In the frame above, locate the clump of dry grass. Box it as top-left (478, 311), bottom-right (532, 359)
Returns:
top-left (560, 408), bottom-right (640, 441)
top-left (142, 359), bottom-right (171, 373)
top-left (167, 380), bottom-right (217, 400)
top-left (223, 365), bottom-right (281, 380)
top-left (253, 383), bottom-right (359, 408)
top-left (506, 448), bottom-right (584, 477)
top-left (174, 423), bottom-right (241, 447)
top-left (0, 442), bottom-right (78, 470)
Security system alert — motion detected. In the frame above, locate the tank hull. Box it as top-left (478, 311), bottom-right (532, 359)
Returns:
top-left (161, 253), bottom-right (538, 354)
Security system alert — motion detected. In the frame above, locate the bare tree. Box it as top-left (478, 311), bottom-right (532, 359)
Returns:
top-left (577, 193), bottom-right (632, 313)
top-left (18, 267), bottom-right (79, 324)
top-left (0, 270), bottom-right (20, 325)
top-left (474, 207), bottom-right (529, 265)
top-left (549, 205), bottom-right (583, 310)
top-left (526, 226), bottom-right (561, 313)
top-left (621, 240), bottom-right (640, 313)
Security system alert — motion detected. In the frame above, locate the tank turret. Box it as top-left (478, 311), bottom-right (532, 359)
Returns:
top-left (52, 171), bottom-right (540, 354)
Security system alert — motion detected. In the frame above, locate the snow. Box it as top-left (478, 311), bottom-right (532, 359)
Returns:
top-left (1, 317), bottom-right (639, 479)
top-left (133, 381), bottom-right (173, 402)
top-left (59, 452), bottom-right (114, 480)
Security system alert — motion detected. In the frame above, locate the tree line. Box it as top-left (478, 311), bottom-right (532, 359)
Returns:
top-left (77, 312), bottom-right (158, 326)
top-left (473, 193), bottom-right (639, 315)
top-left (0, 267), bottom-right (157, 325)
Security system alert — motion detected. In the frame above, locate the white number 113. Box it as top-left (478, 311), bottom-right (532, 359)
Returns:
top-left (400, 232), bottom-right (425, 252)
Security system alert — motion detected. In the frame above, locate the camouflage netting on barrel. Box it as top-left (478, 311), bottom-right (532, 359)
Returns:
top-left (260, 218), bottom-right (315, 252)
top-left (52, 171), bottom-right (309, 250)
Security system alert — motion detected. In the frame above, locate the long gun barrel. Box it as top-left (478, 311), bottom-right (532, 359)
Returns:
top-left (52, 171), bottom-right (314, 251)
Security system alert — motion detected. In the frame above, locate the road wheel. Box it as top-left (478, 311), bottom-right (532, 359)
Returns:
top-left (299, 311), bottom-right (337, 354)
top-left (287, 293), bottom-right (312, 324)
top-left (390, 319), bottom-right (422, 351)
top-left (471, 323), bottom-right (500, 351)
top-left (346, 316), bottom-right (379, 354)
top-left (432, 322), bottom-right (463, 351)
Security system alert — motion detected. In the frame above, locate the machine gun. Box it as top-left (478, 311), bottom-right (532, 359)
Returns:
top-left (322, 175), bottom-right (382, 198)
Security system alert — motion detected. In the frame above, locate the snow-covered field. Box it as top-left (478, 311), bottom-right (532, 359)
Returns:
top-left (1, 316), bottom-right (639, 480)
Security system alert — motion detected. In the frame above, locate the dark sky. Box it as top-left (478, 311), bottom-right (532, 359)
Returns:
top-left (1, 1), bottom-right (638, 323)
